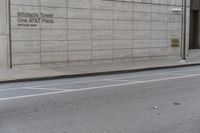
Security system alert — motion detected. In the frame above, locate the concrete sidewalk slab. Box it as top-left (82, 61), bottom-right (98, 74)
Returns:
top-left (0, 59), bottom-right (200, 83)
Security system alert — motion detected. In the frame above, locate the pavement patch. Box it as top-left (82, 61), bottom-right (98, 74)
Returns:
top-left (0, 88), bottom-right (58, 99)
top-left (116, 74), bottom-right (177, 81)
top-left (34, 80), bottom-right (131, 90)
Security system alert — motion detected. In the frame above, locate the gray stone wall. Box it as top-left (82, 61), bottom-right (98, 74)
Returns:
top-left (10, 0), bottom-right (185, 68)
top-left (0, 0), bottom-right (9, 69)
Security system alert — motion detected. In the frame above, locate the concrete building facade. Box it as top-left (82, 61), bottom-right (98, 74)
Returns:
top-left (0, 0), bottom-right (194, 69)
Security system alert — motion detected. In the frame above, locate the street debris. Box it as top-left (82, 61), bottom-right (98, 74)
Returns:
top-left (153, 106), bottom-right (159, 109)
top-left (173, 102), bottom-right (181, 105)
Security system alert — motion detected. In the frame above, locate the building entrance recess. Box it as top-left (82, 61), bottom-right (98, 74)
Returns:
top-left (190, 0), bottom-right (200, 49)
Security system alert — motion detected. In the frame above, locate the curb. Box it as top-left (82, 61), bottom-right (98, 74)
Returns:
top-left (1, 63), bottom-right (200, 84)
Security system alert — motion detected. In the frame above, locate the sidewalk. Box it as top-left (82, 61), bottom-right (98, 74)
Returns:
top-left (0, 59), bottom-right (200, 83)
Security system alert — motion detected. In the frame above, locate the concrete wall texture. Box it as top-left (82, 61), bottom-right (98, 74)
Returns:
top-left (0, 0), bottom-right (191, 68)
top-left (0, 0), bottom-right (9, 69)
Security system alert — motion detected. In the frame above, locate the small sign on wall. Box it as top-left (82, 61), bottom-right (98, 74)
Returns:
top-left (171, 38), bottom-right (180, 47)
top-left (16, 12), bottom-right (54, 27)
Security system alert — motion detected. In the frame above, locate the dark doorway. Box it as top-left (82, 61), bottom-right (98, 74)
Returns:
top-left (189, 0), bottom-right (200, 49)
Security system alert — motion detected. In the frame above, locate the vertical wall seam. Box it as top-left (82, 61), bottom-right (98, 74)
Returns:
top-left (150, 2), bottom-right (153, 60)
top-left (39, 0), bottom-right (42, 66)
top-left (132, 2), bottom-right (134, 62)
top-left (112, 1), bottom-right (114, 63)
top-left (91, 0), bottom-right (93, 64)
top-left (66, 0), bottom-right (69, 66)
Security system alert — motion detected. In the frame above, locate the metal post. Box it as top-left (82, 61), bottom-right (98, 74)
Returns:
top-left (8, 0), bottom-right (12, 68)
top-left (182, 0), bottom-right (187, 61)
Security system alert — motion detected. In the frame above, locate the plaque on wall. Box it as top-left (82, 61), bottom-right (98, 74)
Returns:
top-left (171, 38), bottom-right (180, 47)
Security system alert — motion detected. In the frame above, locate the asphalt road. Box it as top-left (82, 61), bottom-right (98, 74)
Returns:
top-left (1, 66), bottom-right (200, 133)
